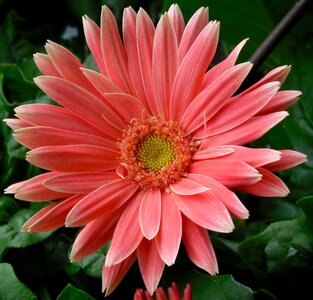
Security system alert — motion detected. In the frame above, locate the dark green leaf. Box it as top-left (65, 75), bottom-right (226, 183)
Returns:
top-left (76, 244), bottom-right (109, 278)
top-left (0, 263), bottom-right (37, 300)
top-left (174, 271), bottom-right (254, 300)
top-left (0, 207), bottom-right (53, 256)
top-left (57, 284), bottom-right (95, 300)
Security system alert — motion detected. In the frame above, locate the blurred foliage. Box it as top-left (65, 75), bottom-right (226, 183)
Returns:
top-left (1, 0), bottom-right (313, 299)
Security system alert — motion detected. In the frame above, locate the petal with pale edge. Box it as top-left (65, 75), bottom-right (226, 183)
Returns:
top-left (102, 252), bottom-right (136, 296)
top-left (170, 177), bottom-right (210, 195)
top-left (27, 145), bottom-right (118, 172)
top-left (44, 172), bottom-right (117, 194)
top-left (105, 191), bottom-right (144, 267)
top-left (265, 150), bottom-right (307, 171)
top-left (170, 21), bottom-right (219, 121)
top-left (137, 239), bottom-right (165, 295)
top-left (101, 6), bottom-right (134, 94)
top-left (182, 62), bottom-right (252, 132)
top-left (237, 167), bottom-right (290, 197)
top-left (14, 104), bottom-right (104, 136)
top-left (70, 213), bottom-right (120, 262)
top-left (190, 159), bottom-right (261, 187)
top-left (21, 195), bottom-right (83, 232)
top-left (188, 173), bottom-right (249, 219)
top-left (155, 192), bottom-right (182, 266)
top-left (197, 111), bottom-right (288, 145)
top-left (172, 191), bottom-right (234, 232)
top-left (153, 13), bottom-right (178, 118)
top-left (139, 189), bottom-right (162, 240)
top-left (66, 178), bottom-right (138, 227)
top-left (182, 216), bottom-right (218, 274)
top-left (5, 172), bottom-right (70, 201)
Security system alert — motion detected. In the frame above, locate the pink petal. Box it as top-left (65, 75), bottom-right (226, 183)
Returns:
top-left (3, 118), bottom-right (30, 130)
top-left (105, 192), bottom-right (144, 266)
top-left (153, 13), bottom-right (178, 118)
top-left (182, 62), bottom-right (253, 132)
top-left (190, 160), bottom-right (261, 187)
top-left (139, 189), bottom-right (162, 240)
top-left (172, 191), bottom-right (234, 232)
top-left (123, 7), bottom-right (150, 111)
top-left (137, 239), bottom-right (165, 295)
top-left (239, 65), bottom-right (291, 96)
top-left (188, 173), bottom-right (249, 219)
top-left (70, 213), bottom-right (120, 262)
top-left (155, 192), bottom-right (182, 266)
top-left (136, 8), bottom-right (157, 115)
top-left (66, 178), bottom-right (138, 227)
top-left (101, 6), bottom-right (134, 93)
top-left (168, 4), bottom-right (185, 43)
top-left (257, 90), bottom-right (302, 115)
top-left (197, 111), bottom-right (289, 145)
top-left (201, 39), bottom-right (248, 89)
top-left (82, 15), bottom-right (107, 75)
top-left (21, 195), bottom-right (83, 232)
top-left (45, 41), bottom-right (97, 94)
top-left (170, 177), bottom-right (210, 195)
top-left (102, 252), bottom-right (136, 296)
top-left (178, 7), bottom-right (208, 61)
top-left (265, 150), bottom-right (307, 172)
top-left (81, 68), bottom-right (123, 94)
top-left (33, 53), bottom-right (61, 77)
top-left (197, 145), bottom-right (281, 168)
top-left (203, 81), bottom-right (280, 136)
top-left (14, 104), bottom-right (104, 136)
top-left (170, 21), bottom-right (220, 121)
top-left (103, 93), bottom-right (146, 123)
top-left (14, 126), bottom-right (118, 149)
top-left (5, 172), bottom-right (69, 201)
top-left (237, 167), bottom-right (290, 197)
top-left (34, 76), bottom-right (124, 138)
top-left (26, 145), bottom-right (118, 172)
top-left (193, 145), bottom-right (235, 160)
top-left (44, 172), bottom-right (117, 194)
top-left (182, 216), bottom-right (218, 274)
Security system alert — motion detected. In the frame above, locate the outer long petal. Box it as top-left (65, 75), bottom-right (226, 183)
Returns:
top-left (21, 195), bottom-right (83, 232)
top-left (155, 192), bottom-right (182, 266)
top-left (197, 111), bottom-right (288, 145)
top-left (44, 172), bottom-right (117, 194)
top-left (152, 13), bottom-right (178, 118)
top-left (101, 6), bottom-right (134, 94)
top-left (70, 213), bottom-right (120, 262)
top-left (190, 159), bottom-right (262, 187)
top-left (237, 167), bottom-right (290, 197)
top-left (182, 216), bottom-right (218, 274)
top-left (66, 179), bottom-right (138, 227)
top-left (105, 192), bottom-right (144, 266)
top-left (34, 76), bottom-right (124, 138)
top-left (139, 189), bottom-right (162, 240)
top-left (173, 191), bottom-right (234, 232)
top-left (170, 21), bottom-right (220, 121)
top-left (14, 104), bottom-right (104, 136)
top-left (26, 145), bottom-right (118, 172)
top-left (102, 252), bottom-right (136, 296)
top-left (137, 239), bottom-right (165, 295)
top-left (265, 150), bottom-right (307, 171)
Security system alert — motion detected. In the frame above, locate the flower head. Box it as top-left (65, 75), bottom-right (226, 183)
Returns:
top-left (4, 3), bottom-right (306, 296)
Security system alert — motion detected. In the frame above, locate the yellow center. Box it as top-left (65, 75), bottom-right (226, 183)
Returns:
top-left (137, 135), bottom-right (175, 171)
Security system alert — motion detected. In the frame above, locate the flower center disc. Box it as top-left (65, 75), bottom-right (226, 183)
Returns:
top-left (137, 135), bottom-right (175, 171)
top-left (118, 116), bottom-right (196, 189)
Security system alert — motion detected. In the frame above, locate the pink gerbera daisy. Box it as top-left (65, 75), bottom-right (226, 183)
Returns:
top-left (4, 3), bottom-right (306, 296)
